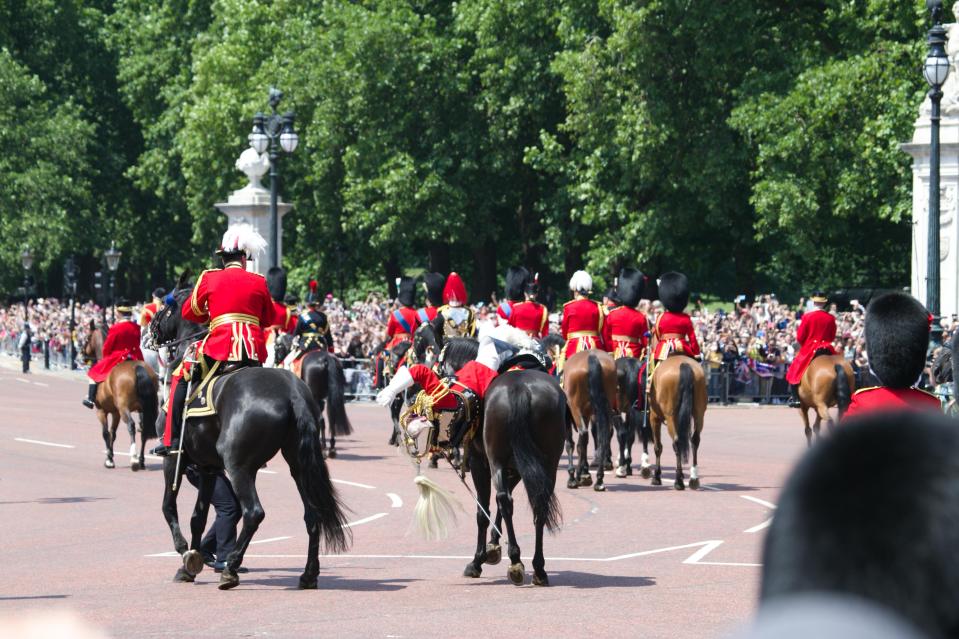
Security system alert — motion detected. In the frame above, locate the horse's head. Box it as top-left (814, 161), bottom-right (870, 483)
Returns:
top-left (413, 323), bottom-right (440, 368)
top-left (148, 277), bottom-right (203, 363)
top-left (274, 333), bottom-right (293, 364)
top-left (541, 333), bottom-right (565, 366)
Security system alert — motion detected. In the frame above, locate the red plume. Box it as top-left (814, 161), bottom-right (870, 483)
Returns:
top-left (309, 280), bottom-right (317, 292)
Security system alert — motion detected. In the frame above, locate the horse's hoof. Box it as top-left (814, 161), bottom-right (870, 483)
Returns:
top-left (218, 570), bottom-right (240, 590)
top-left (532, 572), bottom-right (549, 587)
top-left (626, 465), bottom-right (633, 476)
top-left (640, 466), bottom-right (651, 479)
top-left (298, 575), bottom-right (318, 590)
top-left (507, 562), bottom-right (526, 586)
top-left (172, 567), bottom-right (195, 583)
top-left (651, 476), bottom-right (662, 486)
top-left (674, 480), bottom-right (685, 491)
top-left (182, 549), bottom-right (204, 576)
top-left (327, 449), bottom-right (337, 459)
top-left (104, 459), bottom-right (115, 469)
top-left (484, 544), bottom-right (502, 565)
top-left (428, 458), bottom-right (438, 469)
top-left (566, 478), bottom-right (578, 489)
top-left (593, 482), bottom-right (606, 492)
top-left (604, 461), bottom-right (614, 472)
top-left (579, 474), bottom-right (593, 487)
top-left (615, 466), bottom-right (628, 478)
top-left (463, 564), bottom-right (482, 578)
top-left (130, 460), bottom-right (140, 472)
top-left (689, 478), bottom-right (700, 490)
top-left (388, 434), bottom-right (398, 447)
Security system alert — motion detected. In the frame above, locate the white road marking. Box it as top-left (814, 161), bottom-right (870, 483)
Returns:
top-left (343, 512), bottom-right (388, 528)
top-left (14, 378), bottom-right (29, 384)
top-left (114, 451), bottom-right (163, 461)
top-left (682, 539), bottom-right (762, 567)
top-left (332, 478), bottom-right (376, 490)
top-left (14, 437), bottom-right (75, 449)
top-left (31, 381), bottom-right (48, 387)
top-left (249, 536), bottom-right (291, 545)
top-left (258, 468), bottom-right (278, 475)
top-left (701, 485), bottom-right (721, 491)
top-left (740, 495), bottom-right (777, 509)
top-left (386, 493), bottom-right (403, 508)
top-left (744, 518), bottom-right (773, 534)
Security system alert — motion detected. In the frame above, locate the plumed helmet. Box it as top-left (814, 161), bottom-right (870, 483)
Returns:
top-left (397, 276), bottom-right (416, 307)
top-left (151, 287), bottom-right (167, 301)
top-left (657, 271), bottom-right (689, 313)
top-left (266, 267), bottom-right (287, 303)
top-left (306, 280), bottom-right (320, 305)
top-left (865, 292), bottom-right (930, 388)
top-left (423, 272), bottom-right (445, 306)
top-left (569, 270), bottom-right (592, 295)
top-left (616, 268), bottom-right (645, 308)
top-left (505, 266), bottom-right (531, 302)
top-left (443, 272), bottom-right (468, 305)
top-left (217, 223), bottom-right (267, 259)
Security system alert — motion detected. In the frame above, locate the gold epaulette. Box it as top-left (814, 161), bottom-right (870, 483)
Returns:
top-left (852, 386), bottom-right (878, 396)
top-left (563, 299), bottom-right (576, 306)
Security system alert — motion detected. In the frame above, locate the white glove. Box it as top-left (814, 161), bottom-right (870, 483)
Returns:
top-left (375, 366), bottom-right (414, 406)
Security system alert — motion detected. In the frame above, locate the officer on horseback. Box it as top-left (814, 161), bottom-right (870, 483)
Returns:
top-left (561, 270), bottom-right (605, 363)
top-left (435, 272), bottom-right (476, 338)
top-left (266, 267), bottom-right (298, 335)
top-left (786, 292), bottom-right (836, 408)
top-left (497, 266), bottom-right (529, 324)
top-left (154, 224), bottom-right (274, 456)
top-left (419, 272), bottom-right (445, 324)
top-left (82, 299), bottom-right (144, 409)
top-left (603, 268), bottom-right (649, 359)
top-left (508, 270), bottom-right (549, 338)
top-left (284, 280), bottom-right (333, 366)
top-left (652, 272), bottom-right (701, 362)
top-left (140, 288), bottom-right (167, 328)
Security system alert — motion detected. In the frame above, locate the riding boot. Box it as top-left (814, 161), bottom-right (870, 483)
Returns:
top-left (153, 378), bottom-right (187, 456)
top-left (788, 383), bottom-right (801, 408)
top-left (82, 383), bottom-right (97, 409)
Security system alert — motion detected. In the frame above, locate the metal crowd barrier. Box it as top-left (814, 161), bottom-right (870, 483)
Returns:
top-left (338, 357), bottom-right (377, 402)
top-left (0, 335), bottom-right (80, 371)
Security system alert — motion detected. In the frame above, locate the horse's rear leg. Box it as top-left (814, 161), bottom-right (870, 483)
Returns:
top-left (137, 410), bottom-right (147, 469)
top-left (564, 421), bottom-right (577, 489)
top-left (181, 470), bottom-right (215, 578)
top-left (219, 469), bottom-right (265, 590)
top-left (161, 456), bottom-right (192, 582)
top-left (650, 414), bottom-right (664, 486)
top-left (493, 468), bottom-right (525, 586)
top-left (99, 411), bottom-right (115, 469)
top-left (388, 396), bottom-right (402, 446)
top-left (800, 406), bottom-right (812, 447)
top-left (672, 439), bottom-right (685, 491)
top-left (576, 423), bottom-right (592, 487)
top-left (123, 411), bottom-right (139, 471)
top-left (464, 458), bottom-right (492, 578)
top-left (689, 419), bottom-right (703, 490)
top-left (818, 403), bottom-right (834, 433)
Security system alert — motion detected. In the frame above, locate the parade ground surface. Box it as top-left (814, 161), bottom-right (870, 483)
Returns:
top-left (0, 360), bottom-right (804, 638)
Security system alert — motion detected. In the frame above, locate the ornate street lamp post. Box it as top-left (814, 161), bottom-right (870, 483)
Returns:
top-left (925, 0), bottom-right (951, 345)
top-left (20, 246), bottom-right (33, 321)
top-left (105, 241), bottom-right (121, 323)
top-left (248, 87), bottom-right (298, 269)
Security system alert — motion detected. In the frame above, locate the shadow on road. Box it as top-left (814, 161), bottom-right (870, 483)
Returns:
top-left (0, 496), bottom-right (113, 505)
top-left (199, 574), bottom-right (419, 591)
top-left (0, 595), bottom-right (70, 601)
top-left (460, 572), bottom-right (656, 589)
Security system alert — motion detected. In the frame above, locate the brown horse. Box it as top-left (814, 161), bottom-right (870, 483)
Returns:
top-left (648, 355), bottom-right (707, 490)
top-left (96, 360), bottom-right (159, 470)
top-left (562, 349), bottom-right (617, 491)
top-left (81, 321), bottom-right (106, 365)
top-left (797, 354), bottom-right (854, 446)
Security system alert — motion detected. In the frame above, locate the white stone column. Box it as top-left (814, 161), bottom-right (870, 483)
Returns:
top-left (214, 148), bottom-right (293, 276)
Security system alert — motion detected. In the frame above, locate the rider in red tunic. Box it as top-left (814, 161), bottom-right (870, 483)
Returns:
top-left (786, 292), bottom-right (837, 407)
top-left (844, 292), bottom-right (939, 419)
top-left (603, 268), bottom-right (649, 359)
top-left (266, 266), bottom-right (298, 336)
top-left (652, 272), bottom-right (700, 361)
top-left (385, 277), bottom-right (421, 351)
top-left (139, 288), bottom-right (166, 328)
top-left (418, 272), bottom-right (445, 325)
top-left (82, 301), bottom-right (144, 408)
top-left (154, 224), bottom-right (274, 455)
top-left (509, 272), bottom-right (549, 338)
top-left (497, 266), bottom-right (530, 325)
top-left (561, 270), bottom-right (605, 362)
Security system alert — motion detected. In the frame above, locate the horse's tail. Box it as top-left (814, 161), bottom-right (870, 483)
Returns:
top-left (327, 356), bottom-right (353, 436)
top-left (952, 329), bottom-right (959, 405)
top-left (676, 362), bottom-right (694, 464)
top-left (509, 384), bottom-right (562, 531)
top-left (134, 365), bottom-right (158, 440)
top-left (293, 390), bottom-right (351, 553)
top-left (834, 363), bottom-right (851, 418)
top-left (587, 352), bottom-right (611, 471)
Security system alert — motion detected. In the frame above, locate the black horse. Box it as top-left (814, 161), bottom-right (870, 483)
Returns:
top-left (274, 334), bottom-right (353, 458)
top-left (613, 356), bottom-right (653, 477)
top-left (461, 369), bottom-right (566, 586)
top-left (149, 288), bottom-right (350, 590)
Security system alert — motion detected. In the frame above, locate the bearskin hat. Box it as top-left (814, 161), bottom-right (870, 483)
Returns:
top-left (306, 279), bottom-right (320, 305)
top-left (657, 271), bottom-right (689, 313)
top-left (443, 272), bottom-right (468, 305)
top-left (569, 270), bottom-right (592, 294)
top-left (151, 287), bottom-right (167, 301)
top-left (505, 266), bottom-right (530, 302)
top-left (423, 272), bottom-right (445, 306)
top-left (616, 267), bottom-right (645, 308)
top-left (865, 292), bottom-right (930, 388)
top-left (604, 287), bottom-right (621, 306)
top-left (283, 293), bottom-right (298, 306)
top-left (266, 267), bottom-right (287, 303)
top-left (397, 276), bottom-right (416, 307)
top-left (527, 272), bottom-right (541, 298)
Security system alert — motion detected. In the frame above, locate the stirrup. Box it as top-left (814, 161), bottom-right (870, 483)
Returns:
top-left (82, 399), bottom-right (95, 409)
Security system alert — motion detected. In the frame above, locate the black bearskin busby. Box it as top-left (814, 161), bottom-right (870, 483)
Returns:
top-left (152, 287), bottom-right (167, 301)
top-left (865, 292), bottom-right (930, 388)
top-left (616, 268), bottom-right (645, 308)
top-left (505, 266), bottom-right (531, 302)
top-left (423, 272), bottom-right (445, 307)
top-left (266, 267), bottom-right (287, 303)
top-left (397, 276), bottom-right (416, 307)
top-left (527, 272), bottom-right (541, 298)
top-left (657, 271), bottom-right (689, 313)
top-left (604, 287), bottom-right (621, 306)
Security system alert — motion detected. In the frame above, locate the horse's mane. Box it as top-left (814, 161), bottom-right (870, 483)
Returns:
top-left (442, 337), bottom-right (479, 370)
top-left (541, 333), bottom-right (565, 350)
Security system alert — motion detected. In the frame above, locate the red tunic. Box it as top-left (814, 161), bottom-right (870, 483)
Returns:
top-left (140, 302), bottom-right (159, 327)
top-left (843, 386), bottom-right (940, 420)
top-left (385, 307), bottom-right (421, 350)
top-left (417, 306), bottom-right (439, 324)
top-left (785, 309), bottom-right (837, 384)
top-left (87, 320), bottom-right (145, 382)
top-left (603, 306), bottom-right (649, 359)
top-left (270, 300), bottom-right (298, 333)
top-left (652, 312), bottom-right (700, 360)
top-left (509, 301), bottom-right (548, 337)
top-left (407, 361), bottom-right (499, 412)
top-left (182, 265), bottom-right (275, 363)
top-left (561, 298), bottom-right (605, 359)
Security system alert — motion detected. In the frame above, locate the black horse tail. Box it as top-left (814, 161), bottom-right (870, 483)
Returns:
top-left (293, 391), bottom-right (351, 553)
top-left (952, 329), bottom-right (959, 405)
top-left (509, 385), bottom-right (562, 531)
top-left (135, 364), bottom-right (158, 440)
top-left (676, 362), bottom-right (694, 464)
top-left (834, 364), bottom-right (851, 418)
top-left (327, 357), bottom-right (353, 436)
top-left (587, 353), bottom-right (611, 471)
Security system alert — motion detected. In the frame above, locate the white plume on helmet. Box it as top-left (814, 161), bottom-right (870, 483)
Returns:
top-left (569, 270), bottom-right (592, 294)
top-left (220, 223), bottom-right (267, 258)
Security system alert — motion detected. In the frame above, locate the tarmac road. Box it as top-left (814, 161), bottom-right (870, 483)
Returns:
top-left (0, 359), bottom-right (807, 638)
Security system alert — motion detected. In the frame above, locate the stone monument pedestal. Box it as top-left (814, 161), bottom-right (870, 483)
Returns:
top-left (215, 148), bottom-right (292, 276)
